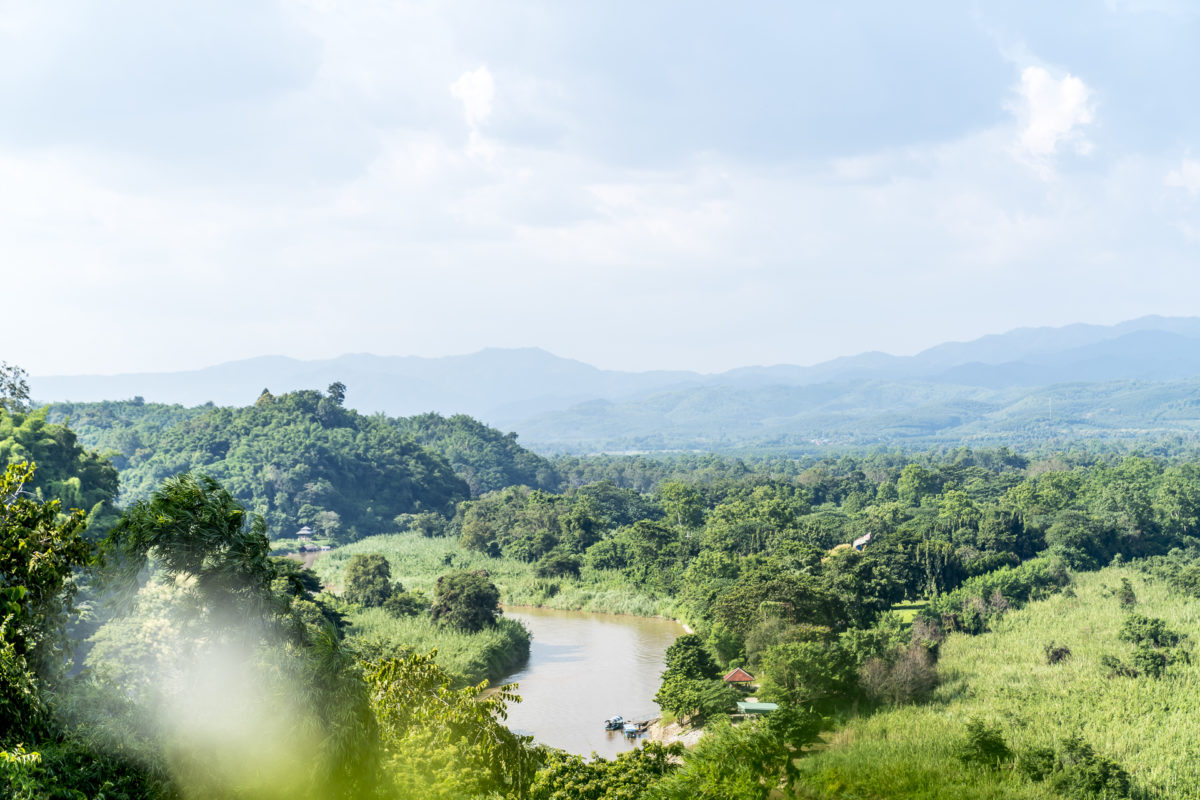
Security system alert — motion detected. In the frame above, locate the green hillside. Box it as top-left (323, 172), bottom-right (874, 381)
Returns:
top-left (41, 395), bottom-right (562, 540)
top-left (793, 566), bottom-right (1200, 799)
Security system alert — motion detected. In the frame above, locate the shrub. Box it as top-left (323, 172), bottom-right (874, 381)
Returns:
top-left (535, 551), bottom-right (581, 579)
top-left (1100, 654), bottom-right (1138, 679)
top-left (1044, 641), bottom-right (1072, 665)
top-left (1051, 734), bottom-right (1131, 798)
top-left (1018, 745), bottom-right (1058, 782)
top-left (431, 570), bottom-right (501, 632)
top-left (954, 719), bottom-right (1012, 768)
top-left (860, 644), bottom-right (938, 705)
top-left (382, 590), bottom-right (429, 618)
top-left (924, 557), bottom-right (1069, 635)
top-left (1130, 645), bottom-right (1169, 679)
top-left (1018, 736), bottom-right (1132, 799)
top-left (343, 553), bottom-right (394, 607)
top-left (909, 617), bottom-right (944, 661)
top-left (1116, 578), bottom-right (1137, 609)
top-left (1118, 613), bottom-right (1182, 648)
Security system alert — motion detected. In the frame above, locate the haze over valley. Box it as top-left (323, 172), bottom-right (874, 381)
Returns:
top-left (35, 314), bottom-right (1200, 453)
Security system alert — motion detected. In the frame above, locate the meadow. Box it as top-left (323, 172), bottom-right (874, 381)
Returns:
top-left (792, 567), bottom-right (1200, 799)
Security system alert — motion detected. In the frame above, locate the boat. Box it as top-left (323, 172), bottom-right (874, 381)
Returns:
top-left (603, 715), bottom-right (625, 730)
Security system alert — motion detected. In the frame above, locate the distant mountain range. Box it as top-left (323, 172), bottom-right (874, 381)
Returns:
top-left (32, 315), bottom-right (1200, 453)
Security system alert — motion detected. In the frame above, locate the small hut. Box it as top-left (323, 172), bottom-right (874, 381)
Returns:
top-left (736, 701), bottom-right (778, 716)
top-left (295, 525), bottom-right (314, 541)
top-left (853, 532), bottom-right (872, 551)
top-left (723, 667), bottom-right (756, 685)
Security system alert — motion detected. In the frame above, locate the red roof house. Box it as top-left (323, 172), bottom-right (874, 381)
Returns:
top-left (723, 667), bottom-right (755, 684)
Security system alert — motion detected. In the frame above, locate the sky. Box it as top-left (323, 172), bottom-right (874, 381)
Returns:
top-left (4, 0), bottom-right (1200, 376)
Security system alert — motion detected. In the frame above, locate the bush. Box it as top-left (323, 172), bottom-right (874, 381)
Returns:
top-left (431, 571), bottom-right (501, 632)
top-left (535, 551), bottom-right (582, 579)
top-left (1130, 645), bottom-right (1169, 679)
top-left (1051, 735), bottom-right (1131, 799)
top-left (1100, 654), bottom-right (1138, 679)
top-left (1118, 613), bottom-right (1182, 648)
top-left (1018, 745), bottom-right (1058, 782)
top-left (1044, 641), bottom-right (1072, 665)
top-left (1116, 578), bottom-right (1137, 609)
top-left (1018, 737), bottom-right (1132, 798)
top-left (382, 590), bottom-right (429, 618)
top-left (343, 553), bottom-right (394, 607)
top-left (860, 644), bottom-right (938, 705)
top-left (954, 719), bottom-right (1012, 768)
top-left (924, 558), bottom-right (1068, 635)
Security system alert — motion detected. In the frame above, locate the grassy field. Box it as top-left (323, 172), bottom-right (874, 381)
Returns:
top-left (314, 531), bottom-right (679, 617)
top-left (792, 567), bottom-right (1200, 799)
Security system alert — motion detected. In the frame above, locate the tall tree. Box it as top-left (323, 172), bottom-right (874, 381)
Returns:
top-left (0, 362), bottom-right (29, 413)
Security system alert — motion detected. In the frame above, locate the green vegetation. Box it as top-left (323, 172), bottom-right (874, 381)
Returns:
top-left (13, 357), bottom-right (1200, 799)
top-left (0, 409), bottom-right (120, 532)
top-left (42, 395), bottom-right (565, 539)
top-left (791, 567), bottom-right (1200, 798)
top-left (345, 610), bottom-right (529, 686)
top-left (391, 412), bottom-right (560, 495)
top-left (315, 530), bottom-right (678, 616)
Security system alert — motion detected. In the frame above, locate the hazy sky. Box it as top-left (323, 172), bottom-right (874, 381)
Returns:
top-left (4, 1), bottom-right (1200, 376)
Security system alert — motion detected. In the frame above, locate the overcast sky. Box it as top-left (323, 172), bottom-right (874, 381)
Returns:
top-left (4, 1), bottom-right (1200, 376)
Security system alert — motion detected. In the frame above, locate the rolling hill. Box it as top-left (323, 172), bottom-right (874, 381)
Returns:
top-left (30, 316), bottom-right (1200, 453)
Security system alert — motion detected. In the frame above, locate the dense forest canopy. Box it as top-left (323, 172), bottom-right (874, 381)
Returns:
top-left (40, 392), bottom-right (567, 540)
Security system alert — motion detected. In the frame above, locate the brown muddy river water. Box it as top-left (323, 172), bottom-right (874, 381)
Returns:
top-left (497, 607), bottom-right (683, 759)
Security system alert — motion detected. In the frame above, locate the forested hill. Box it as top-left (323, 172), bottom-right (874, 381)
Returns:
top-left (391, 412), bottom-right (559, 495)
top-left (43, 389), bottom-right (559, 540)
top-left (30, 315), bottom-right (1200, 454)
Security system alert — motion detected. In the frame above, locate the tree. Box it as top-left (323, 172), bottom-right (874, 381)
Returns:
top-left (531, 742), bottom-right (681, 800)
top-left (313, 509), bottom-right (342, 539)
top-left (0, 362), bottom-right (29, 413)
top-left (105, 473), bottom-right (280, 623)
top-left (343, 553), bottom-right (394, 607)
top-left (535, 550), bottom-right (581, 579)
top-left (654, 634), bottom-right (728, 722)
top-left (431, 570), bottom-right (501, 632)
top-left (757, 640), bottom-right (854, 707)
top-left (658, 481), bottom-right (704, 531)
top-left (0, 463), bottom-right (91, 680)
top-left (327, 382), bottom-right (347, 406)
top-left (366, 650), bottom-right (536, 798)
top-left (897, 464), bottom-right (938, 507)
top-left (0, 410), bottom-right (119, 532)
top-left (662, 634), bottom-right (720, 681)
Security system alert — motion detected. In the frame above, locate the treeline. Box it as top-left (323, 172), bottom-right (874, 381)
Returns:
top-left (448, 447), bottom-right (1200, 644)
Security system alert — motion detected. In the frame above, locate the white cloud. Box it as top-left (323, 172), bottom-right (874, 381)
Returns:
top-left (450, 65), bottom-right (495, 127)
top-left (1165, 157), bottom-right (1200, 194)
top-left (1011, 66), bottom-right (1095, 165)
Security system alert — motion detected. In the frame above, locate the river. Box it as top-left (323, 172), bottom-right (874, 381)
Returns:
top-left (498, 607), bottom-right (683, 759)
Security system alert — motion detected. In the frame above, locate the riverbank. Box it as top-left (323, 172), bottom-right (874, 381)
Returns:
top-left (503, 602), bottom-right (694, 633)
top-left (645, 718), bottom-right (705, 750)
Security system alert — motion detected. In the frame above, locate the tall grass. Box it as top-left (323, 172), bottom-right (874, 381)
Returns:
top-left (345, 609), bottom-right (530, 686)
top-left (314, 532), bottom-right (678, 618)
top-left (794, 567), bottom-right (1200, 799)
